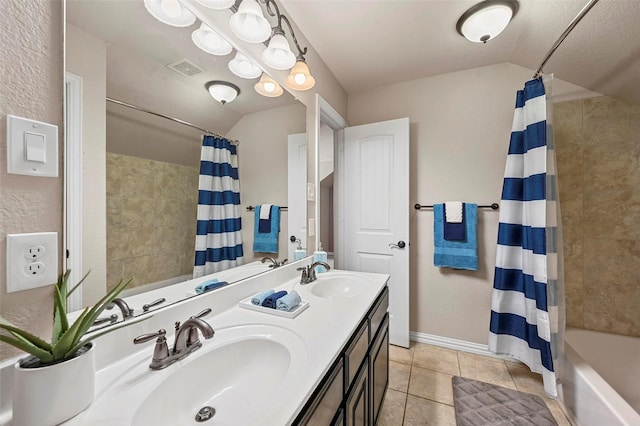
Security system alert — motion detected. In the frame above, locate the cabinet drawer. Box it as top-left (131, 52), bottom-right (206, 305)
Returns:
top-left (344, 319), bottom-right (369, 394)
top-left (369, 286), bottom-right (389, 341)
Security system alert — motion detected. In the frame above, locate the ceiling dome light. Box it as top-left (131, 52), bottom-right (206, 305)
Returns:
top-left (262, 31), bottom-right (296, 70)
top-left (285, 59), bottom-right (315, 91)
top-left (144, 0), bottom-right (196, 27)
top-left (456, 0), bottom-right (518, 43)
top-left (254, 73), bottom-right (283, 97)
top-left (195, 0), bottom-right (235, 9)
top-left (229, 0), bottom-right (271, 43)
top-left (228, 51), bottom-right (262, 79)
top-left (192, 23), bottom-right (233, 56)
top-left (205, 80), bottom-right (240, 105)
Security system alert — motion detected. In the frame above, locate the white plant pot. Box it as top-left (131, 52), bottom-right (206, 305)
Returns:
top-left (12, 343), bottom-right (96, 426)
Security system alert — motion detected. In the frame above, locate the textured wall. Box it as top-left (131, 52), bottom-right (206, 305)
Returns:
top-left (106, 153), bottom-right (199, 291)
top-left (0, 0), bottom-right (63, 360)
top-left (555, 96), bottom-right (640, 337)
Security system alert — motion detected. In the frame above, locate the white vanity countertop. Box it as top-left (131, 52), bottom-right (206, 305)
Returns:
top-left (63, 267), bottom-right (389, 425)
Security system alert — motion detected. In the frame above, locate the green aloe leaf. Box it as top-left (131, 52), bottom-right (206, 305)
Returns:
top-left (51, 307), bottom-right (90, 360)
top-left (0, 323), bottom-right (52, 352)
top-left (52, 284), bottom-right (69, 345)
top-left (0, 335), bottom-right (53, 363)
top-left (76, 278), bottom-right (133, 338)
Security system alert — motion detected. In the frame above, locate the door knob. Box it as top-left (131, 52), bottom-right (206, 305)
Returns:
top-left (389, 240), bottom-right (406, 249)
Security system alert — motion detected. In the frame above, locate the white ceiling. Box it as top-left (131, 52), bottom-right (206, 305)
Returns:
top-left (280, 0), bottom-right (640, 104)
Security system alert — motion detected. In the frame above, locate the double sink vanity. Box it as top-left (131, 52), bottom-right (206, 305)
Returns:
top-left (50, 258), bottom-right (389, 425)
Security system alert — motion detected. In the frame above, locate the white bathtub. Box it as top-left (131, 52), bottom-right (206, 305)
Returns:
top-left (559, 328), bottom-right (640, 426)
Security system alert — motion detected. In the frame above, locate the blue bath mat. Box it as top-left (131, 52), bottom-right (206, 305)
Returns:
top-left (452, 376), bottom-right (558, 425)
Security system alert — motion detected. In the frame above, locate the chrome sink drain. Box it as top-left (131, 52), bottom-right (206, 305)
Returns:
top-left (195, 406), bottom-right (216, 422)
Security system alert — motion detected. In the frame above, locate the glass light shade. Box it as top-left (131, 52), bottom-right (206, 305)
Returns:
top-left (228, 52), bottom-right (262, 79)
top-left (206, 81), bottom-right (240, 105)
top-left (195, 0), bottom-right (235, 9)
top-left (254, 73), bottom-right (283, 97)
top-left (457, 1), bottom-right (517, 43)
top-left (143, 0), bottom-right (196, 27)
top-left (261, 33), bottom-right (296, 70)
top-left (229, 0), bottom-right (271, 43)
top-left (192, 23), bottom-right (233, 56)
top-left (285, 60), bottom-right (315, 91)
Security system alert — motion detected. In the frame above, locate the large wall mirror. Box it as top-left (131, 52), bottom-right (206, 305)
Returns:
top-left (65, 0), bottom-right (306, 317)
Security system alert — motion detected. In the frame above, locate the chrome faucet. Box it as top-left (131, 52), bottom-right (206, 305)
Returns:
top-left (133, 308), bottom-right (214, 370)
top-left (107, 298), bottom-right (134, 319)
top-left (297, 261), bottom-right (331, 284)
top-left (261, 257), bottom-right (287, 268)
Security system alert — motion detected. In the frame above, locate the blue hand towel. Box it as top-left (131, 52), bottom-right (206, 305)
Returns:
top-left (253, 205), bottom-right (280, 253)
top-left (276, 290), bottom-right (302, 312)
top-left (444, 203), bottom-right (466, 241)
top-left (433, 203), bottom-right (478, 270)
top-left (251, 289), bottom-right (275, 305)
top-left (261, 290), bottom-right (288, 309)
top-left (258, 204), bottom-right (272, 233)
top-left (195, 279), bottom-right (229, 294)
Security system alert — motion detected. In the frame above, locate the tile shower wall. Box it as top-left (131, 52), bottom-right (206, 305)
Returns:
top-left (554, 96), bottom-right (640, 337)
top-left (106, 153), bottom-right (199, 291)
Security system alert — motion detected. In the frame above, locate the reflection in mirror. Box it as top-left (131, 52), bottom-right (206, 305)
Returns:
top-left (65, 0), bottom-right (305, 317)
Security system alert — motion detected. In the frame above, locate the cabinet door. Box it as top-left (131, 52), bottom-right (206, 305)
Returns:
top-left (345, 360), bottom-right (369, 426)
top-left (370, 315), bottom-right (389, 424)
top-left (296, 358), bottom-right (344, 425)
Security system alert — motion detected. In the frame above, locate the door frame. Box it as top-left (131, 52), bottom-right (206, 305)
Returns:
top-left (64, 71), bottom-right (83, 311)
top-left (315, 95), bottom-right (347, 261)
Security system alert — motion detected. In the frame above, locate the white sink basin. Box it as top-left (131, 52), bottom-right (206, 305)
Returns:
top-left (76, 324), bottom-right (307, 425)
top-left (310, 272), bottom-right (374, 299)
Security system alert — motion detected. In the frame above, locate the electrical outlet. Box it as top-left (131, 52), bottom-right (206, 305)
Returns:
top-left (24, 262), bottom-right (46, 275)
top-left (25, 245), bottom-right (46, 260)
top-left (6, 232), bottom-right (57, 293)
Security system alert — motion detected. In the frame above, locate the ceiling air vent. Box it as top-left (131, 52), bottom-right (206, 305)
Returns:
top-left (166, 58), bottom-right (205, 78)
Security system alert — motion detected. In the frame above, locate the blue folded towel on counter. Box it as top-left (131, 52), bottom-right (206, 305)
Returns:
top-left (253, 205), bottom-right (281, 253)
top-left (444, 203), bottom-right (466, 241)
top-left (261, 290), bottom-right (288, 309)
top-left (251, 289), bottom-right (275, 305)
top-left (276, 290), bottom-right (301, 312)
top-left (194, 279), bottom-right (229, 294)
top-left (434, 203), bottom-right (478, 271)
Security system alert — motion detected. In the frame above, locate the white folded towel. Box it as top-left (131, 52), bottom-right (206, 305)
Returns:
top-left (445, 201), bottom-right (463, 223)
top-left (259, 204), bottom-right (272, 220)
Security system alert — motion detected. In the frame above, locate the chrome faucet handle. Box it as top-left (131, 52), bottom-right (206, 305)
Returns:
top-left (142, 297), bottom-right (166, 312)
top-left (297, 266), bottom-right (310, 284)
top-left (134, 329), bottom-right (170, 370)
top-left (93, 314), bottom-right (118, 327)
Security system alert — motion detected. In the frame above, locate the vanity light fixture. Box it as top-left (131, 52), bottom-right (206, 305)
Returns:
top-left (195, 0), bottom-right (235, 9)
top-left (228, 51), bottom-right (263, 79)
top-left (254, 73), bottom-right (283, 97)
top-left (205, 80), bottom-right (241, 105)
top-left (262, 29), bottom-right (296, 70)
top-left (143, 0), bottom-right (196, 27)
top-left (456, 0), bottom-right (518, 43)
top-left (229, 0), bottom-right (272, 43)
top-left (192, 23), bottom-right (233, 55)
top-left (285, 58), bottom-right (315, 91)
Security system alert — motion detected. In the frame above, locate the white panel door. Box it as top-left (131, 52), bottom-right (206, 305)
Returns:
top-left (288, 133), bottom-right (307, 261)
top-left (342, 118), bottom-right (410, 347)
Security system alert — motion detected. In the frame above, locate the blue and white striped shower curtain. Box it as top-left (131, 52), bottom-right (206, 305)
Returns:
top-left (193, 135), bottom-right (244, 278)
top-left (489, 77), bottom-right (564, 398)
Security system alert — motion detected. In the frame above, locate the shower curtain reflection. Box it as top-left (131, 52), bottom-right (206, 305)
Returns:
top-left (193, 135), bottom-right (244, 277)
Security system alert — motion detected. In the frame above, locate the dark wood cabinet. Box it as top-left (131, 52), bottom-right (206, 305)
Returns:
top-left (295, 286), bottom-right (389, 426)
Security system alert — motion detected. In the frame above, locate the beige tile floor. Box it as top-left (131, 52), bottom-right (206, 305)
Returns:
top-left (377, 342), bottom-right (571, 425)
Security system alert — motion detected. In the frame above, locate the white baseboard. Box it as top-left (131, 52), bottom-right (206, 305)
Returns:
top-left (409, 331), bottom-right (518, 362)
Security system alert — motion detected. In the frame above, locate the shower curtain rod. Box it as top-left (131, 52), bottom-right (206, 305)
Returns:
top-left (533, 0), bottom-right (600, 78)
top-left (106, 97), bottom-right (239, 144)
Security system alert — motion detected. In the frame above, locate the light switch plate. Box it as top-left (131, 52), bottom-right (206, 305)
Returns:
top-left (6, 232), bottom-right (58, 293)
top-left (7, 115), bottom-right (58, 177)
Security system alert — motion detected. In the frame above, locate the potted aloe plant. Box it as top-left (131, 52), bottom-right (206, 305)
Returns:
top-left (0, 270), bottom-right (133, 425)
